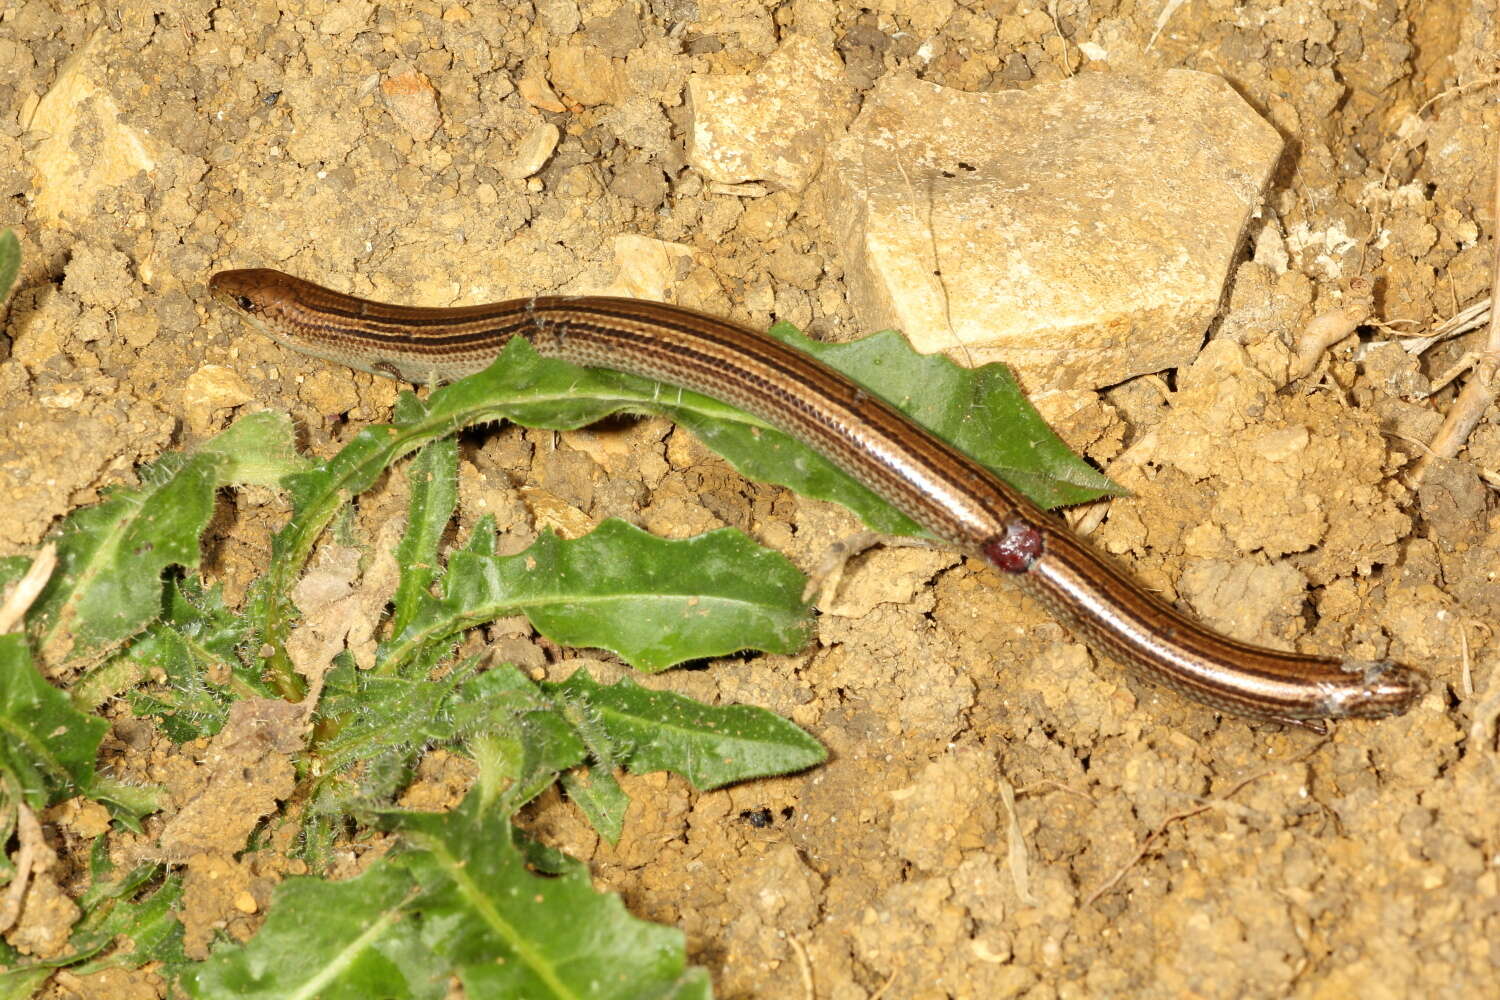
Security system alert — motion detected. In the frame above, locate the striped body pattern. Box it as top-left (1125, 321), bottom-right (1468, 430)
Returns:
top-left (210, 268), bottom-right (1425, 724)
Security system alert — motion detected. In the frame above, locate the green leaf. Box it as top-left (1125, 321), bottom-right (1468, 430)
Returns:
top-left (30, 450), bottom-right (223, 663)
top-left (122, 577), bottom-right (267, 741)
top-left (314, 660), bottom-right (474, 775)
top-left (181, 862), bottom-right (444, 1000)
top-left (29, 412), bottom-right (301, 665)
top-left (391, 792), bottom-right (711, 999)
top-left (199, 410), bottom-right (308, 487)
top-left (390, 437), bottom-right (458, 637)
top-left (0, 968), bottom-right (50, 1000)
top-left (546, 669), bottom-right (825, 790)
top-left (448, 664), bottom-right (589, 812)
top-left (0, 229), bottom-right (18, 302)
top-left (303, 660), bottom-right (585, 848)
top-left (383, 519), bottom-right (811, 674)
top-left (67, 868), bottom-right (186, 975)
top-left (183, 791), bottom-right (710, 1000)
top-left (774, 323), bottom-right (1116, 510)
top-left (0, 634), bottom-right (108, 809)
top-left (561, 765), bottom-right (629, 845)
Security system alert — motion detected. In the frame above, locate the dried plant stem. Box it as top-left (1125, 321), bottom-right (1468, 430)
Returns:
top-left (1410, 133), bottom-right (1500, 485)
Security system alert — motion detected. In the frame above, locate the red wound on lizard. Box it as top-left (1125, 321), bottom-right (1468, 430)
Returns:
top-left (981, 518), bottom-right (1043, 573)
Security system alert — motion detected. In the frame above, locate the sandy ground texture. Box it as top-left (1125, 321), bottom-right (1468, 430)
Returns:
top-left (4, 0), bottom-right (1500, 997)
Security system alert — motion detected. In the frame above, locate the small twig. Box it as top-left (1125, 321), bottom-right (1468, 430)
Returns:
top-left (1046, 0), bottom-right (1074, 77)
top-left (1015, 779), bottom-right (1099, 806)
top-left (0, 804), bottom-right (45, 934)
top-left (1146, 0), bottom-right (1189, 52)
top-left (1460, 621), bottom-right (1474, 699)
top-left (869, 969), bottom-right (899, 1000)
top-left (787, 934), bottom-right (816, 1000)
top-left (1425, 349), bottom-right (1486, 396)
top-left (1410, 130), bottom-right (1500, 485)
top-left (997, 775), bottom-right (1037, 907)
top-left (1399, 297), bottom-right (1490, 356)
top-left (1084, 766), bottom-right (1283, 906)
top-left (0, 543), bottom-right (55, 635)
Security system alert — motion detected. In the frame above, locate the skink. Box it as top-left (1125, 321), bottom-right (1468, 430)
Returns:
top-left (209, 268), bottom-right (1426, 725)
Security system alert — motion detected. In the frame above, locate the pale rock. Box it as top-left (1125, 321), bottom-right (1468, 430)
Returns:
top-left (518, 74), bottom-right (566, 112)
top-left (686, 35), bottom-right (855, 192)
top-left (548, 43), bottom-right (627, 107)
top-left (603, 234), bottom-right (698, 300)
top-left (381, 71), bottom-right (442, 142)
top-left (183, 365), bottom-right (255, 436)
top-left (27, 33), bottom-right (157, 226)
top-left (502, 122), bottom-right (560, 180)
top-left (824, 70), bottom-right (1283, 390)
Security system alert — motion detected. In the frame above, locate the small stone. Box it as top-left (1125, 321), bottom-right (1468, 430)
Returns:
top-left (502, 122), bottom-right (560, 180)
top-left (381, 71), bottom-right (442, 142)
top-left (183, 364), bottom-right (255, 435)
top-left (686, 35), bottom-right (854, 192)
top-left (518, 74), bottom-right (566, 112)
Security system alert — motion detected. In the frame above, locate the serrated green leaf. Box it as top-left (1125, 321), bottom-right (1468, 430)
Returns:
top-left (390, 437), bottom-right (458, 637)
top-left (305, 661), bottom-right (584, 842)
top-left (390, 791), bottom-right (711, 999)
top-left (0, 634), bottom-right (108, 809)
top-left (87, 777), bottom-right (164, 830)
top-left (457, 663), bottom-right (590, 812)
top-left (383, 519), bottom-right (810, 674)
top-left (30, 450), bottom-right (223, 663)
top-left (67, 869), bottom-right (186, 975)
top-left (122, 577), bottom-right (266, 741)
top-left (315, 663), bottom-right (472, 775)
top-left (180, 862), bottom-right (444, 1000)
top-left (28, 413), bottom-right (301, 665)
top-left (546, 669), bottom-right (826, 790)
top-left (0, 229), bottom-right (19, 302)
top-left (199, 410), bottom-right (308, 486)
top-left (561, 765), bottom-right (629, 845)
top-left (184, 790), bottom-right (710, 1000)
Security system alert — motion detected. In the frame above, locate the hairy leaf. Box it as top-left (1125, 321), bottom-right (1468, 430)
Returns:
top-left (28, 412), bottom-right (300, 665)
top-left (181, 863), bottom-right (443, 1000)
top-left (546, 669), bottom-right (826, 790)
top-left (561, 765), bottom-right (630, 845)
top-left (390, 436), bottom-right (458, 637)
top-left (391, 792), bottom-right (712, 999)
top-left (0, 635), bottom-right (108, 809)
top-left (123, 577), bottom-right (267, 741)
top-left (182, 792), bottom-right (710, 1000)
top-left (0, 229), bottom-right (18, 302)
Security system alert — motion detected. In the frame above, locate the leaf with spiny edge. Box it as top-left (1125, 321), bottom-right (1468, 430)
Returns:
top-left (26, 411), bottom-right (300, 667)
